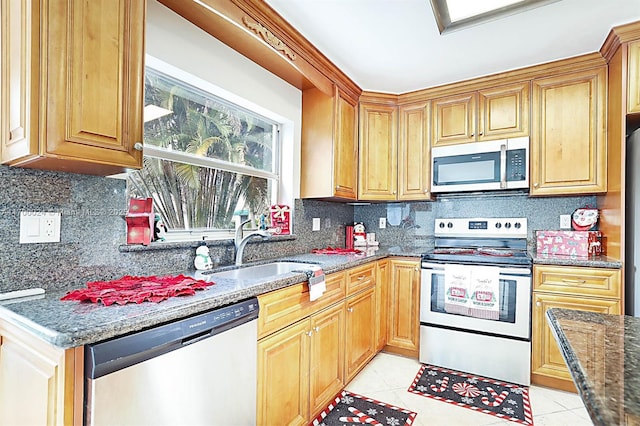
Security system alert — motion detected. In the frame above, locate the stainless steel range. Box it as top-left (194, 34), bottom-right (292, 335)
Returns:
top-left (420, 217), bottom-right (532, 385)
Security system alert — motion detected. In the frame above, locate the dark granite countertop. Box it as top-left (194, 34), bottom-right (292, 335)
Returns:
top-left (530, 251), bottom-right (622, 269)
top-left (546, 308), bottom-right (640, 426)
top-left (0, 246), bottom-right (424, 349)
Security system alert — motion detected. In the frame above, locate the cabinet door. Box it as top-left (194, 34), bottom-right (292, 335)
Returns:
top-left (334, 90), bottom-right (358, 199)
top-left (358, 102), bottom-right (398, 200)
top-left (257, 320), bottom-right (310, 426)
top-left (36, 0), bottom-right (144, 174)
top-left (477, 82), bottom-right (530, 141)
top-left (432, 92), bottom-right (476, 146)
top-left (375, 259), bottom-right (389, 351)
top-left (0, 321), bottom-right (79, 426)
top-left (386, 259), bottom-right (420, 357)
top-left (398, 101), bottom-right (430, 200)
top-left (309, 302), bottom-right (345, 418)
top-left (1, 0), bottom-right (39, 163)
top-left (531, 67), bottom-right (607, 195)
top-left (345, 287), bottom-right (376, 383)
top-left (531, 292), bottom-right (620, 392)
top-left (628, 40), bottom-right (640, 114)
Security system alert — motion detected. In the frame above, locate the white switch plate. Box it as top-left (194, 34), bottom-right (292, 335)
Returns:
top-left (560, 214), bottom-right (572, 229)
top-left (312, 217), bottom-right (321, 231)
top-left (379, 217), bottom-right (387, 229)
top-left (20, 212), bottom-right (61, 243)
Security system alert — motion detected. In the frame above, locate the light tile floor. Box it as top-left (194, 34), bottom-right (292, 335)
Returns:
top-left (345, 352), bottom-right (593, 426)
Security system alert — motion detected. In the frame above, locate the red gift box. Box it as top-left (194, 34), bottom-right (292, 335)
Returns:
top-left (269, 204), bottom-right (291, 235)
top-left (126, 198), bottom-right (154, 245)
top-left (536, 230), bottom-right (603, 258)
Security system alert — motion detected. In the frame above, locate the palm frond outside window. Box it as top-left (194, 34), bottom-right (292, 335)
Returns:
top-left (127, 61), bottom-right (279, 239)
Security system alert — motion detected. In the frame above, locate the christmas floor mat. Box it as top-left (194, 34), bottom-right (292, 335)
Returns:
top-left (408, 364), bottom-right (533, 425)
top-left (311, 390), bottom-right (417, 425)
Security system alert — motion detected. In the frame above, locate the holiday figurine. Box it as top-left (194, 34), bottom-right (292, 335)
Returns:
top-left (194, 243), bottom-right (213, 270)
top-left (153, 214), bottom-right (167, 242)
top-left (353, 222), bottom-right (367, 246)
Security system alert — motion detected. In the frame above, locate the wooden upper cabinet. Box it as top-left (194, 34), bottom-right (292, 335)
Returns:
top-left (628, 40), bottom-right (640, 114)
top-left (432, 92), bottom-right (476, 145)
top-left (398, 101), bottom-right (431, 200)
top-left (358, 99), bottom-right (430, 201)
top-left (302, 86), bottom-right (358, 200)
top-left (1, 0), bottom-right (145, 175)
top-left (358, 102), bottom-right (398, 200)
top-left (1, 0), bottom-right (38, 163)
top-left (530, 66), bottom-right (607, 196)
top-left (431, 81), bottom-right (530, 146)
top-left (477, 82), bottom-right (530, 141)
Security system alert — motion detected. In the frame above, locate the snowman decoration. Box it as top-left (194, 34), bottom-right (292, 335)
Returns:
top-left (194, 245), bottom-right (213, 270)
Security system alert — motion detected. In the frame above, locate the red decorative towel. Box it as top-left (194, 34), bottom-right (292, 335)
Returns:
top-left (61, 275), bottom-right (214, 306)
top-left (311, 247), bottom-right (363, 254)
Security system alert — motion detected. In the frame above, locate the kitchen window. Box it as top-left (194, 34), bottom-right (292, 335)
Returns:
top-left (127, 57), bottom-right (282, 241)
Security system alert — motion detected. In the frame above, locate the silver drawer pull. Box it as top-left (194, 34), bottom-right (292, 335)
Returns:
top-left (314, 326), bottom-right (320, 333)
top-left (357, 275), bottom-right (366, 280)
top-left (561, 279), bottom-right (586, 284)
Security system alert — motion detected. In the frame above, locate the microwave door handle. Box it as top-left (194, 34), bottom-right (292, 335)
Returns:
top-left (500, 143), bottom-right (507, 189)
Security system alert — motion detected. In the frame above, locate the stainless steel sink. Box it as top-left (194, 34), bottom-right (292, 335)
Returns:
top-left (206, 261), bottom-right (316, 280)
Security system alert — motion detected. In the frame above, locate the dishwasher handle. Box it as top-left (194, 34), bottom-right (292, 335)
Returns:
top-left (86, 297), bottom-right (259, 379)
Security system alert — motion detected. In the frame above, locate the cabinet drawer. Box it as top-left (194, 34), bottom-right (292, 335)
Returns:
top-left (257, 272), bottom-right (345, 339)
top-left (346, 263), bottom-right (376, 296)
top-left (533, 265), bottom-right (621, 298)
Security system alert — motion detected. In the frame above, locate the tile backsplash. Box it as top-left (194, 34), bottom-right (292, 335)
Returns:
top-left (0, 165), bottom-right (596, 293)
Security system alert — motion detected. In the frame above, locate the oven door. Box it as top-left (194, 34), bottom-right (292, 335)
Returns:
top-left (420, 262), bottom-right (531, 340)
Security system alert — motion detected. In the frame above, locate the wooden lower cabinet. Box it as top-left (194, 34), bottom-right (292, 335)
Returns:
top-left (309, 303), bottom-right (346, 418)
top-left (257, 302), bottom-right (345, 425)
top-left (345, 287), bottom-right (376, 383)
top-left (385, 258), bottom-right (421, 357)
top-left (0, 320), bottom-right (83, 426)
top-left (531, 265), bottom-right (621, 392)
top-left (375, 259), bottom-right (389, 351)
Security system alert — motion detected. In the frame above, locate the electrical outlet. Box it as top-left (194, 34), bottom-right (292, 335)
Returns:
top-left (560, 214), bottom-right (572, 229)
top-left (19, 212), bottom-right (61, 243)
top-left (312, 217), bottom-right (321, 231)
top-left (379, 217), bottom-right (386, 229)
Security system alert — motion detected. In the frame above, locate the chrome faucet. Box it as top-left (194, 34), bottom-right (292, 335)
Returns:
top-left (234, 219), bottom-right (271, 266)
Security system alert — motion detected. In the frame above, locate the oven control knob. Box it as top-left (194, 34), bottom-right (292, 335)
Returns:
top-left (447, 222), bottom-right (453, 229)
top-left (439, 222), bottom-right (445, 229)
top-left (514, 222), bottom-right (521, 229)
top-left (495, 222), bottom-right (502, 229)
top-left (505, 222), bottom-right (512, 229)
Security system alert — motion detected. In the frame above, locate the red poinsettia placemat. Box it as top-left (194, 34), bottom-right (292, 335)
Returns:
top-left (61, 275), bottom-right (214, 306)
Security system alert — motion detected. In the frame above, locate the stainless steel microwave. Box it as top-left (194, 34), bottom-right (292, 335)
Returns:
top-left (431, 137), bottom-right (529, 193)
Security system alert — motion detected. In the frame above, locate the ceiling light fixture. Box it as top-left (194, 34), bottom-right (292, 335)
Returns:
top-left (429, 0), bottom-right (561, 34)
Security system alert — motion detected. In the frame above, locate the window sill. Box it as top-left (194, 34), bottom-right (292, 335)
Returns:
top-left (118, 234), bottom-right (297, 252)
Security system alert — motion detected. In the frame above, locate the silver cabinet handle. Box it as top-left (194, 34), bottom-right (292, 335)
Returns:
top-left (306, 330), bottom-right (313, 337)
top-left (499, 143), bottom-right (507, 189)
top-left (536, 301), bottom-right (541, 307)
top-left (134, 142), bottom-right (144, 151)
top-left (534, 183), bottom-right (539, 188)
top-left (314, 326), bottom-right (320, 333)
top-left (561, 279), bottom-right (586, 284)
top-left (347, 307), bottom-right (354, 313)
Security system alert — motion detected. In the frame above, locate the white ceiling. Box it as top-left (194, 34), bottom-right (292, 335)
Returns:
top-left (265, 0), bottom-right (640, 94)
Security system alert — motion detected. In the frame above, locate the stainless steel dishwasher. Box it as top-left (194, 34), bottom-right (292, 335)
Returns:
top-left (84, 297), bottom-right (259, 426)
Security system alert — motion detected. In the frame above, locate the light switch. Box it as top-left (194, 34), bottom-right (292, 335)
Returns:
top-left (312, 217), bottom-right (321, 231)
